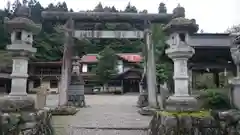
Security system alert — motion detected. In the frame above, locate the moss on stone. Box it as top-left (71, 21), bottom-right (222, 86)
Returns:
top-left (50, 106), bottom-right (79, 116)
top-left (157, 110), bottom-right (211, 118)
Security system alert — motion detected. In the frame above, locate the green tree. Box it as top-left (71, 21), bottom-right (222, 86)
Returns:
top-left (150, 23), bottom-right (173, 109)
top-left (151, 24), bottom-right (173, 84)
top-left (94, 2), bottom-right (104, 12)
top-left (226, 24), bottom-right (240, 33)
top-left (33, 31), bottom-right (64, 61)
top-left (95, 46), bottom-right (118, 91)
top-left (124, 2), bottom-right (137, 13)
top-left (158, 2), bottom-right (167, 13)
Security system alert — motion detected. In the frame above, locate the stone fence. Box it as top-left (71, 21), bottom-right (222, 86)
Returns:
top-left (0, 107), bottom-right (53, 135)
top-left (149, 109), bottom-right (240, 135)
top-left (0, 86), bottom-right (52, 135)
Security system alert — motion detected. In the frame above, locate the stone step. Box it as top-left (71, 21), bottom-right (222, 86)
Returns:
top-left (70, 129), bottom-right (148, 135)
top-left (54, 127), bottom-right (148, 135)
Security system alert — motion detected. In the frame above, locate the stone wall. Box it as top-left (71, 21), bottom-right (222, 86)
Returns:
top-left (0, 107), bottom-right (53, 135)
top-left (0, 94), bottom-right (53, 135)
top-left (149, 110), bottom-right (240, 135)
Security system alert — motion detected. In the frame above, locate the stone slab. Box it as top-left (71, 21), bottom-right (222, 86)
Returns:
top-left (54, 126), bottom-right (148, 135)
top-left (70, 129), bottom-right (148, 135)
top-left (166, 95), bottom-right (198, 111)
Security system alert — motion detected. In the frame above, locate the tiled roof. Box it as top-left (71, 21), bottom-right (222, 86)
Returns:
top-left (81, 54), bottom-right (98, 63)
top-left (118, 53), bottom-right (142, 63)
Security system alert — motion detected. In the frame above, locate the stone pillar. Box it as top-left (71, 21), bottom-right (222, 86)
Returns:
top-left (229, 39), bottom-right (240, 109)
top-left (163, 15), bottom-right (199, 111)
top-left (59, 18), bottom-right (74, 106)
top-left (145, 21), bottom-right (159, 108)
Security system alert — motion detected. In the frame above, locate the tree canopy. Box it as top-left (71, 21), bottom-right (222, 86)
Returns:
top-left (95, 46), bottom-right (118, 84)
top-left (226, 24), bottom-right (240, 34)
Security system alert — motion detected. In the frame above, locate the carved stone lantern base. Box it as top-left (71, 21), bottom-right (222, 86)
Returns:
top-left (165, 95), bottom-right (198, 111)
top-left (137, 92), bottom-right (148, 108)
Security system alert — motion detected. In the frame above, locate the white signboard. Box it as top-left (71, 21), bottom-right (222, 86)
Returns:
top-left (74, 30), bottom-right (144, 39)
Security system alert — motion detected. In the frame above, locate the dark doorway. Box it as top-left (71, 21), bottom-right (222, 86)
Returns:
top-left (0, 78), bottom-right (11, 93)
top-left (123, 79), bottom-right (139, 93)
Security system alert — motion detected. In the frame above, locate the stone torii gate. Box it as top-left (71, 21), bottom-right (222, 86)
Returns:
top-left (41, 5), bottom-right (177, 108)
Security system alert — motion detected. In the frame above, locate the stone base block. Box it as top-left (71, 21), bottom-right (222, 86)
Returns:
top-left (0, 95), bottom-right (35, 112)
top-left (137, 93), bottom-right (148, 108)
top-left (165, 95), bottom-right (198, 111)
top-left (8, 92), bottom-right (28, 97)
top-left (138, 106), bottom-right (158, 116)
top-left (67, 95), bottom-right (85, 107)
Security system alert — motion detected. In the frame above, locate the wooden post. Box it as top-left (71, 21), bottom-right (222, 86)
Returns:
top-left (213, 71), bottom-right (220, 88)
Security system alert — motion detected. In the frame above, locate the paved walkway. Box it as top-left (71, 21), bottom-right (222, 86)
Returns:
top-left (51, 94), bottom-right (151, 135)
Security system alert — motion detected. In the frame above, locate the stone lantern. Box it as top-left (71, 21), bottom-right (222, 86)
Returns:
top-left (4, 5), bottom-right (41, 98)
top-left (164, 7), bottom-right (199, 111)
top-left (68, 56), bottom-right (85, 107)
top-left (229, 34), bottom-right (240, 109)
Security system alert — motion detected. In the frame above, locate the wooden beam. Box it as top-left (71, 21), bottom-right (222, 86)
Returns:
top-left (0, 73), bottom-right (10, 78)
top-left (74, 30), bottom-right (144, 39)
top-left (189, 62), bottom-right (235, 70)
top-left (41, 11), bottom-right (173, 23)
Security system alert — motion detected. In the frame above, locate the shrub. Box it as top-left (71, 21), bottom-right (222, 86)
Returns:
top-left (199, 89), bottom-right (231, 110)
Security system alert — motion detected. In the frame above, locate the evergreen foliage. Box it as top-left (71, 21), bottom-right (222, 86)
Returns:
top-left (95, 46), bottom-right (118, 84)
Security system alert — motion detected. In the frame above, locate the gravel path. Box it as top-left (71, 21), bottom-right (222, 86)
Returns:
top-left (52, 94), bottom-right (151, 135)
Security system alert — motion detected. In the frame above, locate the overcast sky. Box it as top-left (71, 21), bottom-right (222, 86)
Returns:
top-left (1, 0), bottom-right (239, 33)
